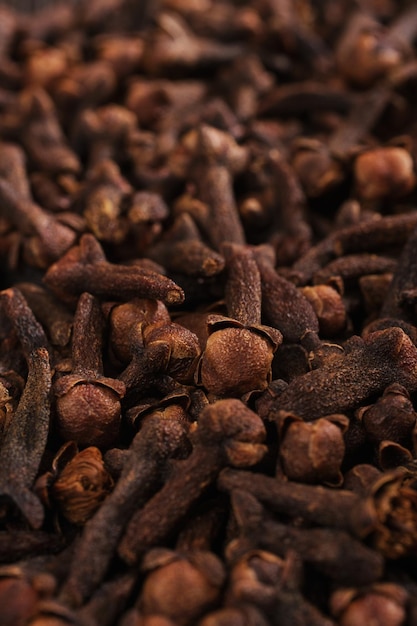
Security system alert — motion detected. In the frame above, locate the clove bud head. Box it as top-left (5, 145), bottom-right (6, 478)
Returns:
top-left (278, 413), bottom-right (348, 486)
top-left (51, 446), bottom-right (113, 526)
top-left (109, 298), bottom-right (170, 363)
top-left (196, 399), bottom-right (267, 467)
top-left (301, 284), bottom-right (346, 337)
top-left (140, 550), bottom-right (225, 626)
top-left (54, 376), bottom-right (126, 449)
top-left (198, 319), bottom-right (279, 397)
top-left (331, 583), bottom-right (408, 626)
top-left (368, 467), bottom-right (417, 558)
top-left (354, 147), bottom-right (415, 201)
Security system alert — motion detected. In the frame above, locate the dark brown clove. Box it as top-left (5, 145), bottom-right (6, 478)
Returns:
top-left (357, 383), bottom-right (417, 447)
top-left (19, 88), bottom-right (80, 175)
top-left (44, 234), bottom-right (185, 306)
top-left (79, 159), bottom-right (132, 245)
top-left (0, 142), bottom-right (76, 267)
top-left (118, 399), bottom-right (266, 565)
top-left (54, 292), bottom-right (125, 449)
top-left (381, 222), bottom-right (417, 321)
top-left (277, 412), bottom-right (348, 485)
top-left (137, 549), bottom-right (225, 626)
top-left (225, 549), bottom-right (336, 626)
top-left (188, 124), bottom-right (248, 250)
top-left (293, 212), bottom-right (417, 285)
top-left (227, 490), bottom-right (384, 586)
top-left (108, 297), bottom-right (170, 364)
top-left (142, 12), bottom-right (244, 76)
top-left (354, 146), bottom-right (415, 201)
top-left (0, 288), bottom-right (51, 529)
top-left (197, 244), bottom-right (282, 398)
top-left (149, 213), bottom-right (225, 278)
top-left (59, 415), bottom-right (189, 607)
top-left (218, 468), bottom-right (376, 538)
top-left (254, 250), bottom-right (320, 347)
top-left (36, 443), bottom-right (114, 527)
top-left (16, 283), bottom-right (73, 348)
top-left (266, 328), bottom-right (417, 421)
top-left (330, 583), bottom-right (408, 626)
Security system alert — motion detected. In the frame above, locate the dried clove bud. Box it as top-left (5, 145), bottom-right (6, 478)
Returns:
top-left (218, 468), bottom-right (377, 539)
top-left (44, 234), bottom-right (184, 306)
top-left (357, 383), bottom-right (417, 447)
top-left (197, 245), bottom-right (281, 398)
top-left (293, 212), bottom-right (417, 285)
top-left (254, 250), bottom-right (320, 347)
top-left (108, 297), bottom-right (170, 363)
top-left (80, 159), bottom-right (131, 245)
top-left (368, 466), bottom-right (417, 558)
top-left (278, 412), bottom-right (348, 485)
top-left (0, 288), bottom-right (51, 529)
top-left (377, 441), bottom-right (413, 470)
top-left (0, 142), bottom-right (76, 267)
top-left (227, 490), bottom-right (383, 586)
top-left (266, 328), bottom-right (417, 421)
top-left (197, 316), bottom-right (280, 398)
top-left (138, 549), bottom-right (225, 625)
top-left (188, 124), bottom-right (248, 250)
top-left (59, 417), bottom-right (189, 607)
top-left (225, 549), bottom-right (335, 626)
top-left (71, 104), bottom-right (136, 168)
top-left (354, 147), bottom-right (415, 201)
top-left (381, 222), bottom-right (417, 322)
top-left (330, 583), bottom-right (408, 626)
top-left (336, 12), bottom-right (405, 86)
top-left (118, 399), bottom-right (266, 564)
top-left (0, 569), bottom-right (39, 626)
top-left (142, 12), bottom-right (243, 76)
top-left (19, 88), bottom-right (80, 175)
top-left (148, 213), bottom-right (225, 278)
top-left (54, 292), bottom-right (125, 449)
top-left (37, 443), bottom-right (113, 526)
top-left (142, 322), bottom-right (201, 385)
top-left (16, 283), bottom-right (73, 348)
top-left (301, 284), bottom-right (347, 337)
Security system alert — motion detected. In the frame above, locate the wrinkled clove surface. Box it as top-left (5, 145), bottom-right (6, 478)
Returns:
top-left (3, 1), bottom-right (417, 624)
top-left (0, 288), bottom-right (51, 529)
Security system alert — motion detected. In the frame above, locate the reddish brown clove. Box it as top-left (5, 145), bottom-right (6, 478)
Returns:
top-left (197, 245), bottom-right (282, 398)
top-left (277, 412), bottom-right (348, 485)
top-left (354, 146), bottom-right (415, 201)
top-left (138, 549), bottom-right (225, 626)
top-left (54, 292), bottom-right (125, 449)
top-left (330, 583), bottom-right (408, 626)
top-left (36, 442), bottom-right (113, 527)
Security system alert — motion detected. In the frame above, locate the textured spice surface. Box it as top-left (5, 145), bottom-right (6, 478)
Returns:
top-left (2, 1), bottom-right (417, 625)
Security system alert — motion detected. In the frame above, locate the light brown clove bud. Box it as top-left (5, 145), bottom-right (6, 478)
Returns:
top-left (301, 284), bottom-right (346, 337)
top-left (139, 550), bottom-right (225, 626)
top-left (331, 583), bottom-right (408, 626)
top-left (36, 444), bottom-right (114, 526)
top-left (197, 316), bottom-right (281, 398)
top-left (278, 412), bottom-right (348, 485)
top-left (354, 147), bottom-right (415, 201)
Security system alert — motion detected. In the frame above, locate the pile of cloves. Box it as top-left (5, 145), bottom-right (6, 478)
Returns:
top-left (3, 0), bottom-right (417, 624)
